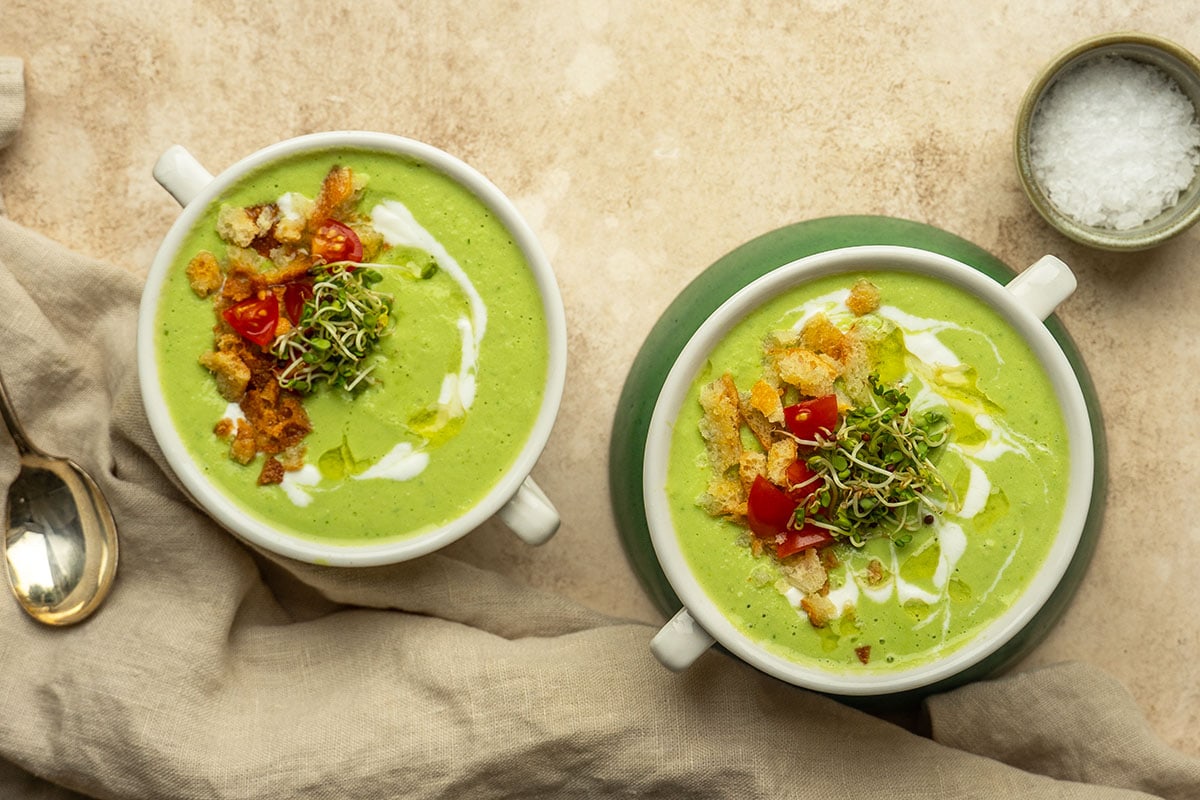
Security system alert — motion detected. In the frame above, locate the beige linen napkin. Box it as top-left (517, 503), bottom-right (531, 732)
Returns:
top-left (1, 63), bottom-right (1198, 800)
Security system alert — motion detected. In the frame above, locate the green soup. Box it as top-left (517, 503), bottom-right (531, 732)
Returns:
top-left (666, 271), bottom-right (1069, 672)
top-left (155, 148), bottom-right (548, 544)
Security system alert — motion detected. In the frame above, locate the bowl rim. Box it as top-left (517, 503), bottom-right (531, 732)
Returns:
top-left (1014, 31), bottom-right (1200, 251)
top-left (137, 130), bottom-right (567, 566)
top-left (641, 245), bottom-right (1094, 695)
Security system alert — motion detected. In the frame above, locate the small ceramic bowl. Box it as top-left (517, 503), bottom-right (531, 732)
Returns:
top-left (1015, 32), bottom-right (1200, 251)
top-left (139, 131), bottom-right (567, 565)
top-left (643, 246), bottom-right (1095, 696)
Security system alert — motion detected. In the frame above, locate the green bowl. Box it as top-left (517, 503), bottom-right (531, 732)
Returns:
top-left (1014, 32), bottom-right (1200, 251)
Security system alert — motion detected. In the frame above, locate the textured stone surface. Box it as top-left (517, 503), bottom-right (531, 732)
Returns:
top-left (1, 0), bottom-right (1196, 757)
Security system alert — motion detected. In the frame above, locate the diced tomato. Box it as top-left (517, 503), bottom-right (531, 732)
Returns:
top-left (785, 459), bottom-right (821, 502)
top-left (283, 280), bottom-right (314, 324)
top-left (783, 394), bottom-right (839, 441)
top-left (311, 219), bottom-right (363, 264)
top-left (746, 475), bottom-right (797, 539)
top-left (222, 296), bottom-right (279, 347)
top-left (773, 524), bottom-right (835, 558)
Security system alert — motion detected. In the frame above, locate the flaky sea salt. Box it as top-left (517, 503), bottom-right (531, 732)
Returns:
top-left (1029, 55), bottom-right (1200, 230)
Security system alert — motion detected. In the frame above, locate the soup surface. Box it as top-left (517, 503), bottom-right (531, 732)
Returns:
top-left (665, 270), bottom-right (1069, 672)
top-left (155, 148), bottom-right (548, 544)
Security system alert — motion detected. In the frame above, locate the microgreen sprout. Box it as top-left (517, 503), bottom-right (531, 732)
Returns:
top-left (797, 375), bottom-right (953, 547)
top-left (270, 262), bottom-right (394, 393)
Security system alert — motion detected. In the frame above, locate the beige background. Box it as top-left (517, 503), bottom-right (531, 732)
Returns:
top-left (1, 0), bottom-right (1196, 759)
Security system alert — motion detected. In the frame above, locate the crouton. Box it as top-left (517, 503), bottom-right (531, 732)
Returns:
top-left (257, 457), bottom-right (285, 486)
top-left (309, 165), bottom-right (364, 229)
top-left (213, 418), bottom-right (235, 439)
top-left (185, 251), bottom-right (222, 298)
top-left (866, 558), bottom-right (887, 586)
top-left (739, 392), bottom-right (776, 451)
top-left (253, 258), bottom-right (312, 294)
top-left (230, 420), bottom-right (257, 465)
top-left (216, 204), bottom-right (278, 250)
top-left (800, 313), bottom-right (848, 360)
top-left (198, 350), bottom-right (251, 402)
top-left (771, 348), bottom-right (841, 397)
top-left (800, 593), bottom-right (837, 628)
top-left (274, 193), bottom-right (315, 243)
top-left (748, 379), bottom-right (784, 424)
top-left (278, 444), bottom-right (307, 471)
top-left (738, 451), bottom-right (767, 495)
top-left (250, 205), bottom-right (279, 239)
top-left (847, 279), bottom-right (881, 316)
top-left (766, 438), bottom-right (798, 486)
top-left (698, 476), bottom-right (747, 519)
top-left (782, 548), bottom-right (828, 594)
top-left (241, 380), bottom-right (312, 456)
top-left (836, 330), bottom-right (872, 405)
top-left (220, 253), bottom-right (260, 303)
top-left (698, 374), bottom-right (743, 477)
top-left (216, 205), bottom-right (261, 248)
top-left (763, 329), bottom-right (803, 351)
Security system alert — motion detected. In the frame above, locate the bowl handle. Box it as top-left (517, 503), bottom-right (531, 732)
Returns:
top-left (650, 608), bottom-right (715, 671)
top-left (153, 145), bottom-right (214, 208)
top-left (1005, 255), bottom-right (1077, 321)
top-left (496, 476), bottom-right (560, 546)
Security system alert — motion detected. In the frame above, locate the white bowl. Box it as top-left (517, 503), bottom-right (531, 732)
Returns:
top-left (643, 245), bottom-right (1093, 695)
top-left (138, 131), bottom-right (567, 565)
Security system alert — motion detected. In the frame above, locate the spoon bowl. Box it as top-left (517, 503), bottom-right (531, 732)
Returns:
top-left (1, 371), bottom-right (118, 625)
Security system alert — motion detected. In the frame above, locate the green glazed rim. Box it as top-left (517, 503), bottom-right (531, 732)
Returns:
top-left (607, 215), bottom-right (1107, 703)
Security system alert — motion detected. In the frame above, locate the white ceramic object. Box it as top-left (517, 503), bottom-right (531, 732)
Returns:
top-left (139, 131), bottom-right (566, 565)
top-left (644, 247), bottom-right (1093, 695)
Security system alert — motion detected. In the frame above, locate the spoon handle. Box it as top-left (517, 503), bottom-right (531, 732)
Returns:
top-left (0, 368), bottom-right (36, 456)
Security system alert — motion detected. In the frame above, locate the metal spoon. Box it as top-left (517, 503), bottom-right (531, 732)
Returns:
top-left (1, 369), bottom-right (118, 625)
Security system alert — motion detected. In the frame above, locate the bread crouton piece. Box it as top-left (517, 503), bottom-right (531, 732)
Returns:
top-left (748, 379), bottom-right (784, 424)
top-left (766, 438), bottom-right (798, 486)
top-left (240, 379), bottom-right (312, 456)
top-left (698, 476), bottom-right (747, 519)
top-left (230, 420), bottom-right (257, 465)
top-left (781, 548), bottom-right (828, 595)
top-left (309, 166), bottom-right (365, 229)
top-left (738, 451), bottom-right (767, 495)
top-left (198, 350), bottom-right (251, 402)
top-left (253, 257), bottom-right (312, 294)
top-left (217, 203), bottom-right (277, 247)
top-left (257, 457), bottom-right (285, 486)
top-left (836, 330), bottom-right (873, 405)
top-left (763, 329), bottom-right (803, 351)
top-left (740, 406), bottom-right (774, 450)
top-left (800, 592), bottom-right (838, 628)
top-left (220, 251), bottom-right (261, 302)
top-left (847, 279), bottom-right (881, 316)
top-left (278, 444), bottom-right (307, 472)
top-left (734, 381), bottom-right (782, 450)
top-left (273, 193), bottom-right (315, 243)
top-left (185, 251), bottom-right (223, 298)
top-left (800, 313), bottom-right (848, 360)
top-left (771, 348), bottom-right (841, 397)
top-left (698, 374), bottom-right (743, 478)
